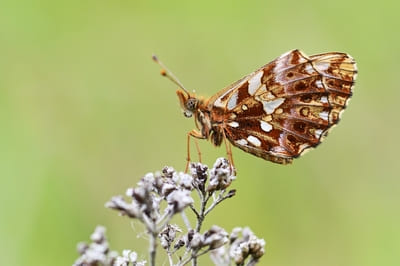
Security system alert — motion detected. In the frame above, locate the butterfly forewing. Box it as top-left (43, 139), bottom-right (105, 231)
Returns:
top-left (209, 50), bottom-right (357, 164)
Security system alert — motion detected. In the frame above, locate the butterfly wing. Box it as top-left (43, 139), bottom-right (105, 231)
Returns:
top-left (209, 49), bottom-right (357, 164)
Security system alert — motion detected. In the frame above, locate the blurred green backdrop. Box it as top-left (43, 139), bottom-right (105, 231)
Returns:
top-left (1, 0), bottom-right (399, 265)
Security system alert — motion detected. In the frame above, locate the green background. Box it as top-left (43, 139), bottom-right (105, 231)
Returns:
top-left (1, 0), bottom-right (399, 265)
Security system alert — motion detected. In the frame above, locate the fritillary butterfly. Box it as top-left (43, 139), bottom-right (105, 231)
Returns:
top-left (153, 49), bottom-right (357, 169)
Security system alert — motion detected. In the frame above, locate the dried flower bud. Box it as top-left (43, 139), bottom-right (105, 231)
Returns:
top-left (90, 242), bottom-right (109, 255)
top-left (159, 224), bottom-right (182, 250)
top-left (114, 253), bottom-right (129, 266)
top-left (131, 186), bottom-right (150, 205)
top-left (73, 226), bottom-right (111, 266)
top-left (161, 182), bottom-right (177, 197)
top-left (166, 189), bottom-right (193, 213)
top-left (210, 246), bottom-right (230, 266)
top-left (203, 225), bottom-right (228, 250)
top-left (177, 172), bottom-right (194, 190)
top-left (162, 166), bottom-right (175, 179)
top-left (114, 249), bottom-right (147, 266)
top-left (91, 225), bottom-right (106, 243)
top-left (189, 232), bottom-right (203, 250)
top-left (248, 237), bottom-right (266, 260)
top-left (186, 229), bottom-right (195, 247)
top-left (140, 173), bottom-right (155, 186)
top-left (153, 171), bottom-right (164, 193)
top-left (229, 227), bottom-right (266, 265)
top-left (105, 196), bottom-right (140, 219)
top-left (173, 237), bottom-right (185, 250)
top-left (190, 162), bottom-right (208, 191)
top-left (131, 185), bottom-right (159, 218)
top-left (76, 242), bottom-right (88, 255)
top-left (126, 187), bottom-right (134, 197)
top-left (230, 227), bottom-right (242, 243)
top-left (226, 189), bottom-right (236, 198)
top-left (207, 158), bottom-right (236, 192)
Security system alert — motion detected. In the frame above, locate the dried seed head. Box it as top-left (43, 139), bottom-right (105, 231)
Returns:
top-left (230, 227), bottom-right (242, 243)
top-left (190, 162), bottom-right (208, 192)
top-left (162, 166), bottom-right (175, 179)
top-left (73, 226), bottom-right (111, 266)
top-left (105, 196), bottom-right (141, 219)
top-left (76, 242), bottom-right (89, 255)
top-left (207, 158), bottom-right (236, 192)
top-left (186, 229), bottom-right (195, 248)
top-left (173, 237), bottom-right (185, 250)
top-left (91, 226), bottom-right (106, 243)
top-left (189, 232), bottom-right (203, 250)
top-left (114, 249), bottom-right (146, 266)
top-left (229, 227), bottom-right (266, 265)
top-left (161, 182), bottom-right (177, 198)
top-left (166, 189), bottom-right (193, 213)
top-left (203, 225), bottom-right (229, 250)
top-left (159, 224), bottom-right (182, 250)
top-left (210, 246), bottom-right (230, 266)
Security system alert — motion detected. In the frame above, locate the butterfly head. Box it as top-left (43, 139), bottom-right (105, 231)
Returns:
top-left (176, 90), bottom-right (199, 118)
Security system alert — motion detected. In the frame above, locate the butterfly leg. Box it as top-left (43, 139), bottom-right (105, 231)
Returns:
top-left (186, 130), bottom-right (206, 172)
top-left (222, 130), bottom-right (236, 174)
top-left (193, 138), bottom-right (202, 163)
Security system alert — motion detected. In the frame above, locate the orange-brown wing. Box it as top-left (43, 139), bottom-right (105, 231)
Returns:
top-left (210, 49), bottom-right (357, 164)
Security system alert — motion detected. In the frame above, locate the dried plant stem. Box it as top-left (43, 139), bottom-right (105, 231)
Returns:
top-left (191, 192), bottom-right (211, 266)
top-left (205, 190), bottom-right (230, 216)
top-left (247, 258), bottom-right (260, 266)
top-left (149, 230), bottom-right (158, 266)
top-left (167, 252), bottom-right (174, 266)
top-left (194, 193), bottom-right (209, 232)
top-left (180, 248), bottom-right (211, 266)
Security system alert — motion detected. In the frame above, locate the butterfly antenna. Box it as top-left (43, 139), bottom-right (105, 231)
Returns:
top-left (152, 55), bottom-right (190, 96)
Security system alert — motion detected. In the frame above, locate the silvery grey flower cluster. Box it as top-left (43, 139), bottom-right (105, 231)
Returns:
top-left (229, 227), bottom-right (265, 265)
top-left (74, 158), bottom-right (265, 266)
top-left (73, 226), bottom-right (146, 266)
top-left (209, 227), bottom-right (266, 266)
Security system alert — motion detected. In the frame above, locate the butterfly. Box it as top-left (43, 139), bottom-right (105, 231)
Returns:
top-left (153, 49), bottom-right (357, 169)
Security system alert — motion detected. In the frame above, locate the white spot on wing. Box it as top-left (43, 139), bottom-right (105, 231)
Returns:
top-left (305, 64), bottom-right (315, 74)
top-left (235, 139), bottom-right (248, 146)
top-left (321, 96), bottom-right (328, 103)
top-left (214, 98), bottom-right (224, 108)
top-left (319, 111), bottom-right (329, 121)
top-left (248, 71), bottom-right (263, 95)
top-left (296, 51), bottom-right (309, 63)
top-left (227, 91), bottom-right (238, 110)
top-left (316, 62), bottom-right (330, 71)
top-left (214, 81), bottom-right (242, 108)
top-left (316, 80), bottom-right (324, 88)
top-left (247, 135), bottom-right (261, 147)
top-left (260, 121), bottom-right (273, 132)
top-left (263, 98), bottom-right (285, 114)
top-left (228, 121), bottom-right (239, 128)
top-left (315, 129), bottom-right (323, 139)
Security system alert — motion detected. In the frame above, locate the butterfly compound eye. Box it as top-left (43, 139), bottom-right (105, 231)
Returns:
top-left (186, 98), bottom-right (197, 111)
